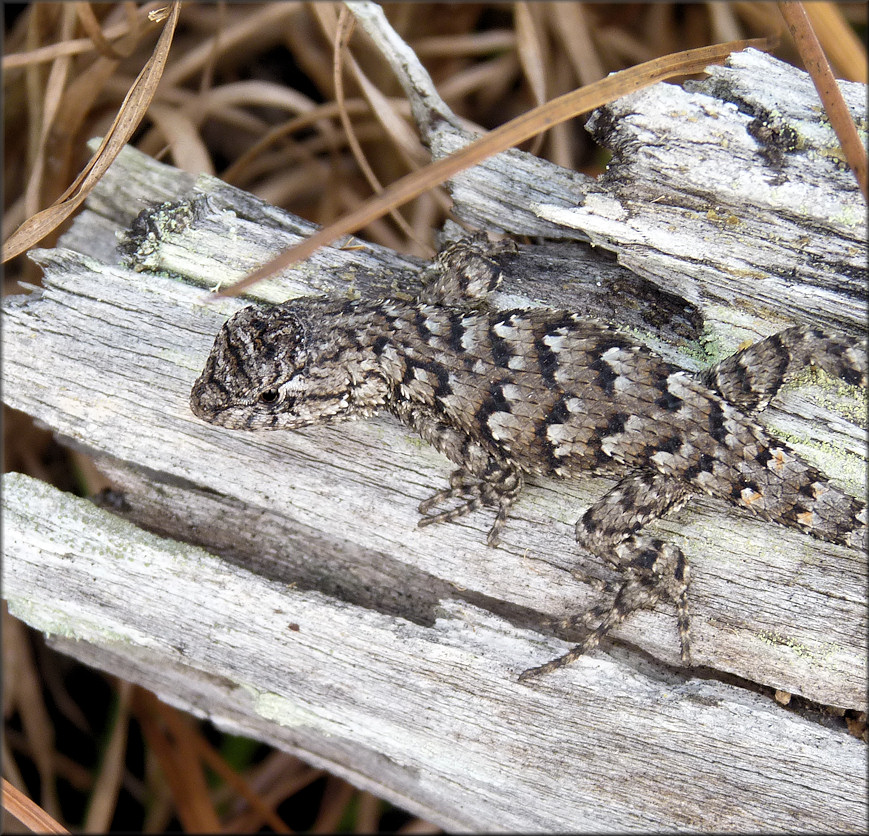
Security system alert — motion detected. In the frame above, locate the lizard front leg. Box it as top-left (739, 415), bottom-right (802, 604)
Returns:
top-left (390, 400), bottom-right (523, 546)
top-left (417, 233), bottom-right (515, 307)
top-left (520, 471), bottom-right (693, 681)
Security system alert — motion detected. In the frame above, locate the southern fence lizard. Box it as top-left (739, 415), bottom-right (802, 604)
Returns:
top-left (190, 236), bottom-right (867, 680)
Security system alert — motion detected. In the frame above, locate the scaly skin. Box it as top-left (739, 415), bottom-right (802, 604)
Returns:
top-left (191, 237), bottom-right (867, 680)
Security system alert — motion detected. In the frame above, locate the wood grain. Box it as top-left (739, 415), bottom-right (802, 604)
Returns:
top-left (2, 25), bottom-right (866, 833)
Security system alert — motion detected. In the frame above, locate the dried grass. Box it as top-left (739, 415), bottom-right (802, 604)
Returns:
top-left (3, 3), bottom-right (866, 831)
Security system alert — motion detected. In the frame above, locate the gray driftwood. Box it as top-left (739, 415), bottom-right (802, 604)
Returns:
top-left (3, 4), bottom-right (866, 831)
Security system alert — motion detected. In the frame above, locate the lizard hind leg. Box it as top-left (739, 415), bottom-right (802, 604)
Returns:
top-left (519, 537), bottom-right (691, 681)
top-left (520, 471), bottom-right (693, 681)
top-left (701, 324), bottom-right (867, 414)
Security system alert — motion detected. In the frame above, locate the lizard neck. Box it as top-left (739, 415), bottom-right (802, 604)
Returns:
top-left (370, 300), bottom-right (463, 409)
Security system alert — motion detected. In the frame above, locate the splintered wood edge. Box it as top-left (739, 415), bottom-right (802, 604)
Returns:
top-left (6, 231), bottom-right (865, 709)
top-left (4, 471), bottom-right (866, 832)
top-left (3, 144), bottom-right (864, 710)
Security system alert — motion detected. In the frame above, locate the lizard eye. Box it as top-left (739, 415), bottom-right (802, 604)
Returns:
top-left (259, 389), bottom-right (280, 404)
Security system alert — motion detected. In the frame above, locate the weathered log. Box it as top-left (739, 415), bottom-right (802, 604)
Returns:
top-left (3, 8), bottom-right (865, 830)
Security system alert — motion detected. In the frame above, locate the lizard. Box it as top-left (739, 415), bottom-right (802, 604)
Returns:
top-left (190, 236), bottom-right (867, 681)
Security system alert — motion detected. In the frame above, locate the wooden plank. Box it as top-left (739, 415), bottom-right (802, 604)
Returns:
top-left (4, 141), bottom-right (864, 708)
top-left (435, 46), bottom-right (868, 338)
top-left (4, 472), bottom-right (866, 832)
top-left (2, 10), bottom-right (866, 830)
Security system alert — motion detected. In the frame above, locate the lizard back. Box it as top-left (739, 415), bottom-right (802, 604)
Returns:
top-left (377, 301), bottom-right (866, 548)
top-left (190, 236), bottom-right (866, 678)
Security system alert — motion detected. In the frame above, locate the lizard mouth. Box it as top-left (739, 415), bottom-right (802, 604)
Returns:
top-left (189, 375), bottom-right (230, 423)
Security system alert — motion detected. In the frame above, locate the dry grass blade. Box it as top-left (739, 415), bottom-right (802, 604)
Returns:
top-left (3, 610), bottom-right (62, 819)
top-left (778, 1), bottom-right (867, 200)
top-left (82, 680), bottom-right (132, 832)
top-left (514, 2), bottom-right (547, 156)
top-left (353, 791), bottom-right (382, 833)
top-left (550, 2), bottom-right (605, 86)
top-left (221, 99), bottom-right (373, 185)
top-left (1, 2), bottom-right (161, 69)
top-left (158, 3), bottom-right (301, 89)
top-left (221, 752), bottom-right (324, 832)
top-left (310, 776), bottom-right (356, 833)
top-left (316, 5), bottom-right (427, 167)
top-left (28, 5), bottom-right (166, 207)
top-left (328, 6), bottom-right (420, 247)
top-left (23, 4), bottom-right (76, 220)
top-left (132, 688), bottom-right (222, 832)
top-left (1, 778), bottom-right (69, 834)
top-left (147, 103), bottom-right (215, 174)
top-left (73, 1), bottom-right (127, 60)
top-left (213, 36), bottom-right (771, 298)
top-left (187, 732), bottom-right (293, 833)
top-left (514, 2), bottom-right (547, 108)
top-left (1, 0), bottom-right (181, 263)
top-left (803, 1), bottom-right (867, 82)
top-left (24, 6), bottom-right (69, 222)
top-left (412, 29), bottom-right (515, 59)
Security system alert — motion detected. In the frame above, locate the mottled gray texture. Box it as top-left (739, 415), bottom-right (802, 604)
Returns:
top-left (191, 237), bottom-right (867, 680)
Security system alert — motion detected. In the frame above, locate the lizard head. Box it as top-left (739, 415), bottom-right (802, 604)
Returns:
top-left (190, 299), bottom-right (390, 430)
